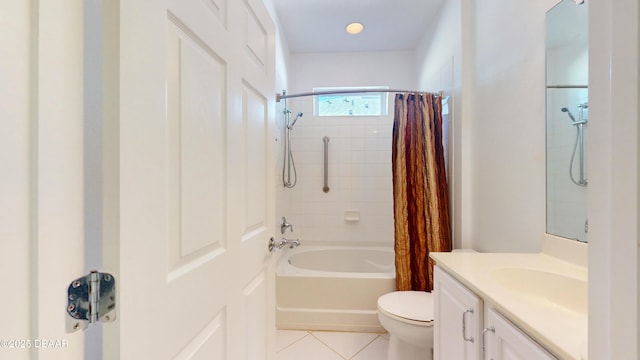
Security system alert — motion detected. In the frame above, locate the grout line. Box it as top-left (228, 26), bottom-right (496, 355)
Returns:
top-left (277, 330), bottom-right (389, 360)
top-left (276, 330), bottom-right (312, 354)
top-left (309, 331), bottom-right (348, 360)
top-left (348, 334), bottom-right (382, 360)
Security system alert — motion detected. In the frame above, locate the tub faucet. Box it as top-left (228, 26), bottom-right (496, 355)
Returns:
top-left (281, 216), bottom-right (293, 234)
top-left (279, 238), bottom-right (300, 249)
top-left (268, 237), bottom-right (300, 252)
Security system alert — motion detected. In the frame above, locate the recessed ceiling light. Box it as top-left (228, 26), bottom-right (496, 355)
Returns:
top-left (346, 22), bottom-right (364, 35)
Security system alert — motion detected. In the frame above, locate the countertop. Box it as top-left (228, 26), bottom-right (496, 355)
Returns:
top-left (430, 252), bottom-right (588, 360)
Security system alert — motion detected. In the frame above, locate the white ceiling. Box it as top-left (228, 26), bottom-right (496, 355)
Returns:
top-left (272, 0), bottom-right (446, 53)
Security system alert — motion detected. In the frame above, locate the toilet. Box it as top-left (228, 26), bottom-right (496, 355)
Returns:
top-left (377, 249), bottom-right (475, 360)
top-left (377, 291), bottom-right (434, 360)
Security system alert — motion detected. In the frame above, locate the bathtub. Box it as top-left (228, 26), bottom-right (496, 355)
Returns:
top-left (276, 246), bottom-right (396, 332)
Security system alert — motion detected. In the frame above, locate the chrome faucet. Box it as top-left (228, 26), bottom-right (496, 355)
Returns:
top-left (268, 237), bottom-right (300, 252)
top-left (281, 216), bottom-right (293, 234)
top-left (279, 238), bottom-right (300, 248)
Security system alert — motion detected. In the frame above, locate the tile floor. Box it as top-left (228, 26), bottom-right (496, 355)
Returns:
top-left (276, 330), bottom-right (389, 360)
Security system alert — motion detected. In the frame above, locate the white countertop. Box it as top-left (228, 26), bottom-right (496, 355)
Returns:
top-left (430, 252), bottom-right (588, 360)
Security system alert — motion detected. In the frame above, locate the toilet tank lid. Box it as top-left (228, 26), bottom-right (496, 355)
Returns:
top-left (378, 291), bottom-right (433, 322)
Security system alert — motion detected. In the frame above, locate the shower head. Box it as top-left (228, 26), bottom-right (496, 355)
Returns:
top-left (288, 112), bottom-right (303, 129)
top-left (561, 107), bottom-right (576, 122)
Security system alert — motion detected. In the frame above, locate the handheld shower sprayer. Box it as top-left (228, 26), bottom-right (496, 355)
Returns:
top-left (561, 105), bottom-right (588, 187)
top-left (283, 109), bottom-right (303, 188)
top-left (288, 112), bottom-right (303, 129)
top-left (561, 107), bottom-right (576, 122)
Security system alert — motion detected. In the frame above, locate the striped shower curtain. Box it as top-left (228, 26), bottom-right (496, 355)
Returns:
top-left (392, 93), bottom-right (451, 292)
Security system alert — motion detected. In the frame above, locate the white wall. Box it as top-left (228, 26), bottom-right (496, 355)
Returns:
top-left (289, 51), bottom-right (416, 92)
top-left (416, 0), bottom-right (556, 252)
top-left (417, 0), bottom-right (640, 357)
top-left (414, 0), bottom-right (465, 249)
top-left (284, 51), bottom-right (415, 246)
top-left (0, 3), bottom-right (32, 358)
top-left (262, 0), bottom-right (294, 245)
top-left (417, 0), bottom-right (555, 252)
top-left (469, 0), bottom-right (557, 252)
top-left (588, 0), bottom-right (639, 357)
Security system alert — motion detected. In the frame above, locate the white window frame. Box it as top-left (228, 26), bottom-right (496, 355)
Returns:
top-left (313, 86), bottom-right (389, 117)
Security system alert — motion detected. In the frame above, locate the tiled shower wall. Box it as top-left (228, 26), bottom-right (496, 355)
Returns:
top-left (283, 97), bottom-right (395, 245)
top-left (279, 51), bottom-right (417, 246)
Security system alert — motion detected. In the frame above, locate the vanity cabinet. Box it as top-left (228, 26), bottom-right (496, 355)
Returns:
top-left (484, 308), bottom-right (556, 360)
top-left (434, 266), bottom-right (482, 359)
top-left (434, 266), bottom-right (558, 360)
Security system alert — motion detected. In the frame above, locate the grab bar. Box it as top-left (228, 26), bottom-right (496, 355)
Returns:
top-left (323, 136), bottom-right (330, 193)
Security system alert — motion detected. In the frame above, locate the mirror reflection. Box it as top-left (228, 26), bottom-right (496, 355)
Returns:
top-left (546, 0), bottom-right (588, 242)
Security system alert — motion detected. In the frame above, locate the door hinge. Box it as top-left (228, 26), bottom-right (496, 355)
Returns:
top-left (65, 270), bottom-right (116, 333)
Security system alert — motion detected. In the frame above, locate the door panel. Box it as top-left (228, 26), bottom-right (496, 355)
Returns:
top-left (243, 273), bottom-right (268, 359)
top-left (243, 4), bottom-right (269, 71)
top-left (171, 312), bottom-right (226, 360)
top-left (243, 85), bottom-right (269, 236)
top-left (227, 1), bottom-right (276, 358)
top-left (105, 0), bottom-right (276, 358)
top-left (166, 16), bottom-right (227, 276)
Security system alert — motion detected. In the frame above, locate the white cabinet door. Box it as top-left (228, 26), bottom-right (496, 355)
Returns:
top-left (485, 308), bottom-right (557, 360)
top-left (434, 266), bottom-right (483, 360)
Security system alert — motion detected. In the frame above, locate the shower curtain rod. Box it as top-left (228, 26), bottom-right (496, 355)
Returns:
top-left (276, 89), bottom-right (444, 102)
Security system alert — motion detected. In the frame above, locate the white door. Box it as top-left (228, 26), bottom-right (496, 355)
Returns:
top-left (1, 1), bottom-right (276, 358)
top-left (1, 1), bottom-right (85, 360)
top-left (102, 0), bottom-right (277, 359)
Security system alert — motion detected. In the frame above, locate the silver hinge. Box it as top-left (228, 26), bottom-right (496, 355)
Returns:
top-left (65, 270), bottom-right (116, 333)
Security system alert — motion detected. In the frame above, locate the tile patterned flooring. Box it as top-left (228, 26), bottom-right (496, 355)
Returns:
top-left (276, 330), bottom-right (389, 360)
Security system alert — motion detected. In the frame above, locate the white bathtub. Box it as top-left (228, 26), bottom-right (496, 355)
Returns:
top-left (276, 246), bottom-right (396, 332)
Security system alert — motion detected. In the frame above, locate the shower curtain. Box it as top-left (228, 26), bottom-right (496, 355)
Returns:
top-left (392, 93), bottom-right (451, 292)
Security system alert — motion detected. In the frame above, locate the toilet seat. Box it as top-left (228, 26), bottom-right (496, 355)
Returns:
top-left (377, 291), bottom-right (434, 326)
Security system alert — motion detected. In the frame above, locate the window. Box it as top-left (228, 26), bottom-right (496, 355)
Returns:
top-left (313, 87), bottom-right (388, 117)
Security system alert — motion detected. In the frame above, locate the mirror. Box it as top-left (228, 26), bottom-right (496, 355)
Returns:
top-left (546, 0), bottom-right (589, 242)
